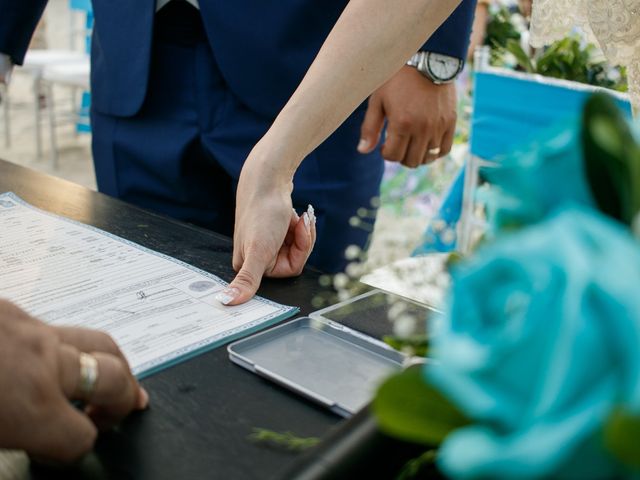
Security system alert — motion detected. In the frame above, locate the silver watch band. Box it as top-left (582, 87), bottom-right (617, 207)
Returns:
top-left (406, 52), bottom-right (425, 69)
top-left (406, 51), bottom-right (462, 84)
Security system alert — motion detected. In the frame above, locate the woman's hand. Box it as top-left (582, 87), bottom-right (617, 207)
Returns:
top-left (217, 149), bottom-right (316, 306)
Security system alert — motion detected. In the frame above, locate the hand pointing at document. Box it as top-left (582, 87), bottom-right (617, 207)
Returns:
top-left (216, 150), bottom-right (317, 306)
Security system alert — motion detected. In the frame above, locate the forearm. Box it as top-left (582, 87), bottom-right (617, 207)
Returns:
top-left (256, 0), bottom-right (462, 177)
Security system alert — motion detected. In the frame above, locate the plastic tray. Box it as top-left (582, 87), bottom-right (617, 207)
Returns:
top-left (228, 316), bottom-right (405, 417)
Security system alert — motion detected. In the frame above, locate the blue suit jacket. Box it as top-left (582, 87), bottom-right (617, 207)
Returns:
top-left (0, 0), bottom-right (476, 118)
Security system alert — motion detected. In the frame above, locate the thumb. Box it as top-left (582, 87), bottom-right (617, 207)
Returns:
top-left (358, 95), bottom-right (385, 154)
top-left (217, 253), bottom-right (267, 306)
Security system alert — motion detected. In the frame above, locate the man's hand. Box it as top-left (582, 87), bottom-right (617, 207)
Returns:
top-left (357, 65), bottom-right (457, 167)
top-left (0, 300), bottom-right (148, 463)
top-left (219, 152), bottom-right (317, 306)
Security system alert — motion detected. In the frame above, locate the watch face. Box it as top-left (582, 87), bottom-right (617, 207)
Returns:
top-left (426, 53), bottom-right (461, 82)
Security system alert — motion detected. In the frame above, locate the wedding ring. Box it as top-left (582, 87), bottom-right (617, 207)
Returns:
top-left (428, 147), bottom-right (441, 156)
top-left (78, 353), bottom-right (99, 399)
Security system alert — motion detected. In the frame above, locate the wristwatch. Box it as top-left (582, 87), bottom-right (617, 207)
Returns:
top-left (0, 53), bottom-right (13, 85)
top-left (406, 51), bottom-right (463, 84)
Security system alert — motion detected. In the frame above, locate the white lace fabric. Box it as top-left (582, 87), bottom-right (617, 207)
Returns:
top-left (530, 0), bottom-right (640, 111)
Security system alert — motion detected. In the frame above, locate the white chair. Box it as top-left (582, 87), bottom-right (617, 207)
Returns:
top-left (21, 50), bottom-right (89, 160)
top-left (41, 59), bottom-right (90, 168)
top-left (8, 0), bottom-right (92, 162)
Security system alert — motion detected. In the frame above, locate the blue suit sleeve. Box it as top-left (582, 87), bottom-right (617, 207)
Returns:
top-left (0, 0), bottom-right (49, 64)
top-left (422, 0), bottom-right (477, 60)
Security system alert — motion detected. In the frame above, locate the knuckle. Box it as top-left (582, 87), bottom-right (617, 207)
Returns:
top-left (360, 127), bottom-right (374, 138)
top-left (395, 116), bottom-right (413, 131)
top-left (100, 356), bottom-right (134, 403)
top-left (24, 329), bottom-right (56, 359)
top-left (234, 269), bottom-right (259, 289)
top-left (421, 119), bottom-right (434, 132)
top-left (232, 257), bottom-right (243, 273)
top-left (96, 331), bottom-right (119, 353)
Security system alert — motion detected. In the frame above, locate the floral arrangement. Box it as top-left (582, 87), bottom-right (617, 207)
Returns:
top-left (372, 94), bottom-right (640, 478)
top-left (485, 4), bottom-right (627, 92)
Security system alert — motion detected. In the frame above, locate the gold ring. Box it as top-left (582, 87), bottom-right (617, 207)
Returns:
top-left (78, 353), bottom-right (99, 399)
top-left (428, 147), bottom-right (441, 156)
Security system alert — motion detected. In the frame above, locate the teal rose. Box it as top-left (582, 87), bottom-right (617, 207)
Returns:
top-left (426, 206), bottom-right (640, 479)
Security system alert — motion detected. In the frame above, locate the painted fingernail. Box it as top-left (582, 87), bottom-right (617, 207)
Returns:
top-left (307, 204), bottom-right (316, 225)
top-left (357, 139), bottom-right (369, 152)
top-left (303, 212), bottom-right (311, 232)
top-left (215, 287), bottom-right (240, 305)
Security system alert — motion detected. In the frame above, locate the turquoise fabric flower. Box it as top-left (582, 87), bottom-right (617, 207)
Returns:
top-left (483, 121), bottom-right (596, 233)
top-left (426, 206), bottom-right (640, 479)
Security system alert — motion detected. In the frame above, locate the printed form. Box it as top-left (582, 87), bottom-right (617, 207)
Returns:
top-left (0, 193), bottom-right (297, 377)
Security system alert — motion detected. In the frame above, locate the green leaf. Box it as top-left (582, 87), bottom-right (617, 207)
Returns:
top-left (581, 93), bottom-right (640, 225)
top-left (249, 428), bottom-right (321, 452)
top-left (603, 408), bottom-right (640, 470)
top-left (383, 335), bottom-right (429, 358)
top-left (372, 367), bottom-right (470, 446)
top-left (590, 117), bottom-right (625, 157)
top-left (505, 39), bottom-right (535, 73)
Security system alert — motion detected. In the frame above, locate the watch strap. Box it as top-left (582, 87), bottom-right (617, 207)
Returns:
top-left (406, 51), bottom-right (462, 84)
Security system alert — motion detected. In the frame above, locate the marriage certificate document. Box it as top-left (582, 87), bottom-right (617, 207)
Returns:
top-left (0, 193), bottom-right (297, 377)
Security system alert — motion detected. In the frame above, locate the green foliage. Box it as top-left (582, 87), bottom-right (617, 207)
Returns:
top-left (372, 366), bottom-right (470, 446)
top-left (383, 334), bottom-right (429, 357)
top-left (500, 37), bottom-right (627, 91)
top-left (485, 6), bottom-right (521, 52)
top-left (603, 408), bottom-right (640, 470)
top-left (249, 428), bottom-right (321, 452)
top-left (396, 449), bottom-right (438, 480)
top-left (581, 93), bottom-right (640, 226)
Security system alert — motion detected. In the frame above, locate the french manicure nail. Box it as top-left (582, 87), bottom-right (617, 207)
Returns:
top-left (307, 204), bottom-right (316, 225)
top-left (357, 139), bottom-right (369, 152)
top-left (215, 287), bottom-right (240, 305)
top-left (303, 212), bottom-right (311, 232)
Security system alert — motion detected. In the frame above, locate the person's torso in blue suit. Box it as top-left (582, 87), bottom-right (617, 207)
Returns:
top-left (0, 0), bottom-right (476, 117)
top-left (0, 0), bottom-right (476, 272)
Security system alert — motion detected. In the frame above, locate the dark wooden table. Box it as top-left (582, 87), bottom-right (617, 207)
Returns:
top-left (0, 159), bottom-right (395, 480)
